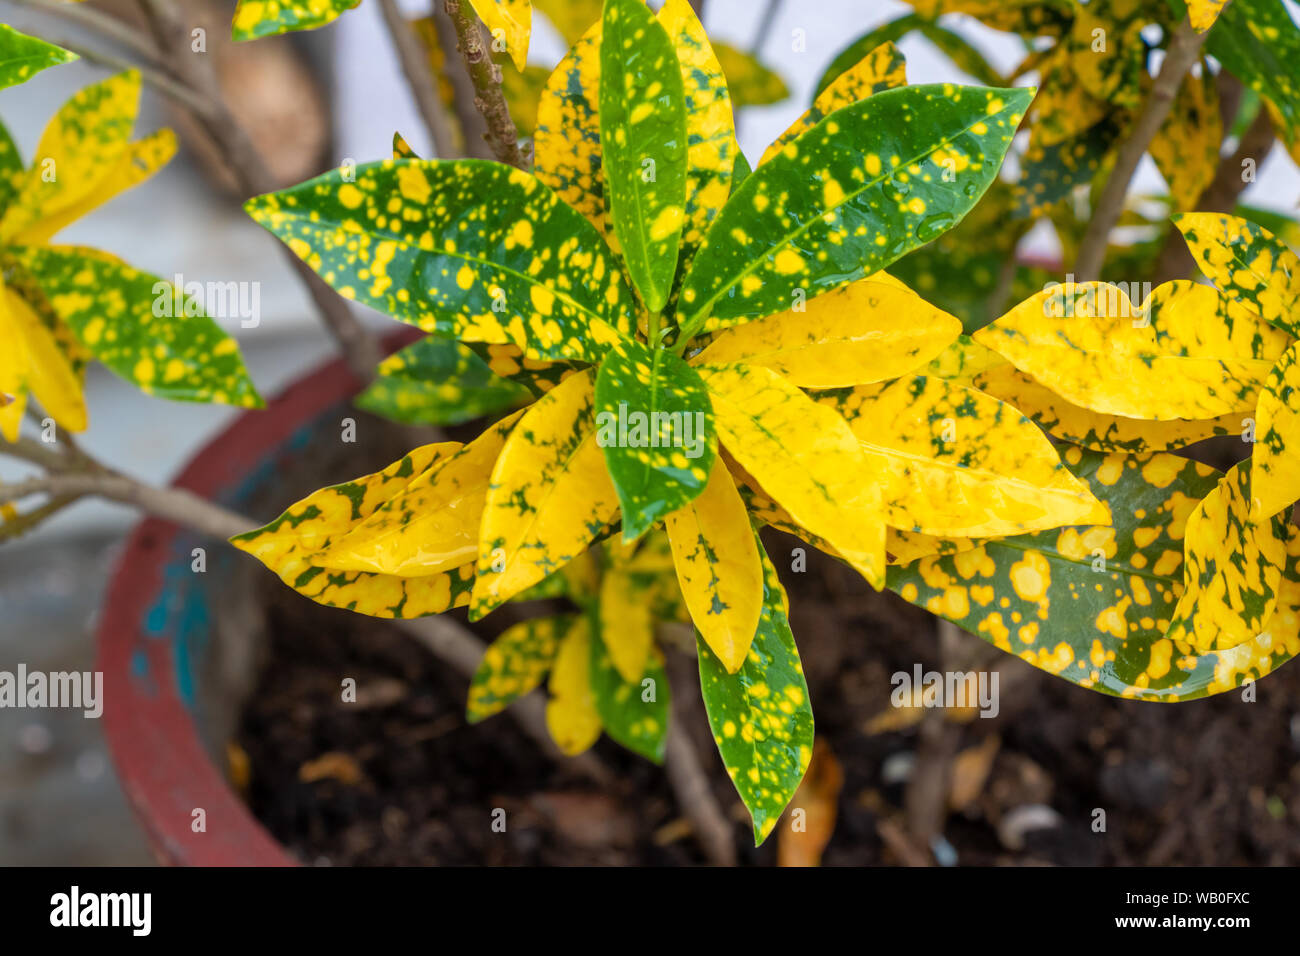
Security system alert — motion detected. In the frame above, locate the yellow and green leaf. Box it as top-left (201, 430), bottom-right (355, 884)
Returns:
top-left (698, 535), bottom-right (812, 845)
top-left (467, 613), bottom-right (570, 722)
top-left (678, 85), bottom-right (1032, 335)
top-left (664, 460), bottom-right (763, 674)
top-left (1252, 340), bottom-right (1300, 518)
top-left (533, 0), bottom-right (600, 45)
top-left (245, 159), bottom-right (635, 363)
top-left (232, 0), bottom-right (361, 41)
top-left (473, 369), bottom-right (619, 617)
top-left (0, 280), bottom-right (86, 435)
top-left (590, 605), bottom-right (669, 762)
top-left (1205, 0), bottom-right (1300, 143)
top-left (0, 24), bottom-right (76, 91)
top-left (696, 277), bottom-right (961, 388)
top-left (545, 614), bottom-right (602, 755)
top-left (468, 0), bottom-right (532, 72)
top-left (599, 0), bottom-right (688, 313)
top-left (1150, 66), bottom-right (1221, 213)
top-left (712, 42), bottom-right (788, 110)
top-left (1189, 0), bottom-right (1230, 32)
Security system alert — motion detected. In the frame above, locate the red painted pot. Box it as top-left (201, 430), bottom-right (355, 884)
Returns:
top-left (98, 331), bottom-right (417, 866)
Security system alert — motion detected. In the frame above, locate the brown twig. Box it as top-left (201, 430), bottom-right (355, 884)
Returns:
top-left (1074, 18), bottom-right (1209, 281)
top-left (443, 0), bottom-right (526, 169)
top-left (6, 0), bottom-right (164, 66)
top-left (375, 0), bottom-right (460, 159)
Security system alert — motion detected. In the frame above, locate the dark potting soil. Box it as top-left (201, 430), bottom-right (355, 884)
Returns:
top-left (235, 536), bottom-right (1300, 866)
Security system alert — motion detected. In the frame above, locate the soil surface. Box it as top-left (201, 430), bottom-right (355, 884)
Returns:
top-left (234, 532), bottom-right (1300, 866)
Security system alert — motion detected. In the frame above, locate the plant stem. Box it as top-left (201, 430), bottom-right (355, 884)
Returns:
top-left (375, 0), bottom-right (460, 160)
top-left (1073, 17), bottom-right (1209, 282)
top-left (5, 0), bottom-right (164, 66)
top-left (443, 0), bottom-right (526, 169)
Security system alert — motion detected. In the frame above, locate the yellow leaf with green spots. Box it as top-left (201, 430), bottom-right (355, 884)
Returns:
top-left (924, 334), bottom-right (1007, 384)
top-left (545, 615), bottom-right (602, 755)
top-left (1150, 66), bottom-right (1221, 213)
top-left (317, 414), bottom-right (518, 577)
top-left (473, 369), bottom-right (619, 617)
top-left (973, 281), bottom-right (1291, 420)
top-left (0, 25), bottom-right (76, 91)
top-left (1253, 340), bottom-right (1300, 518)
top-left (1027, 48), bottom-right (1109, 149)
top-left (9, 128), bottom-right (176, 246)
top-left (468, 0), bottom-right (532, 72)
top-left (247, 159), bottom-right (637, 363)
top-left (664, 460), bottom-right (763, 674)
top-left (231, 444), bottom-right (479, 618)
top-left (1189, 0), bottom-right (1230, 32)
top-left (888, 446), bottom-right (1226, 697)
top-left (698, 363), bottom-right (887, 588)
top-left (596, 566), bottom-right (654, 683)
top-left (817, 375), bottom-right (1108, 537)
top-left (591, 602), bottom-right (669, 761)
top-left (1066, 0), bottom-right (1147, 111)
top-left (355, 335), bottom-right (527, 426)
top-left (678, 85), bottom-right (1032, 336)
top-left (599, 0), bottom-right (687, 313)
top-left (695, 278), bottom-right (961, 388)
top-left (534, 22), bottom-right (608, 240)
top-left (974, 363), bottom-right (1241, 454)
top-left (231, 0), bottom-right (361, 41)
top-left (12, 245), bottom-right (262, 409)
top-left (887, 528), bottom-right (977, 566)
top-left (698, 534), bottom-right (812, 845)
top-left (467, 613), bottom-right (570, 722)
top-left (712, 42), bottom-right (788, 110)
top-left (657, 0), bottom-right (738, 262)
top-left (760, 42), bottom-right (907, 166)
top-left (1175, 212), bottom-right (1300, 337)
top-left (0, 71), bottom-right (142, 244)
top-left (594, 335), bottom-right (716, 541)
top-left (0, 281), bottom-right (85, 434)
top-left (534, 0), bottom-right (601, 44)
top-left (1165, 459), bottom-right (1288, 652)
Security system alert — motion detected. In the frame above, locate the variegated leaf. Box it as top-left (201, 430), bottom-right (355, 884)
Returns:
top-left (473, 369), bottom-right (619, 617)
top-left (974, 281), bottom-right (1291, 420)
top-left (468, 0), bottom-right (532, 72)
top-left (533, 0), bottom-right (600, 44)
top-left (762, 42), bottom-right (907, 166)
top-left (465, 342), bottom-right (582, 397)
top-left (1253, 340), bottom-right (1300, 518)
top-left (695, 277), bottom-right (961, 388)
top-left (698, 535), bottom-right (812, 845)
top-left (712, 42), bottom-right (788, 110)
top-left (678, 85), bottom-right (1032, 335)
top-left (664, 459), bottom-right (763, 673)
top-left (596, 565), bottom-right (654, 683)
top-left (1066, 0), bottom-right (1147, 111)
top-left (1166, 459), bottom-right (1288, 652)
top-left (1151, 66), bottom-right (1221, 213)
top-left (0, 24), bottom-right (76, 90)
top-left (245, 159), bottom-right (635, 363)
top-left (467, 614), bottom-right (570, 722)
top-left (816, 16), bottom-right (1001, 96)
top-left (1175, 211), bottom-right (1300, 337)
top-left (594, 335), bottom-right (716, 541)
top-left (231, 444), bottom-right (479, 618)
top-left (232, 0), bottom-right (360, 41)
top-left (0, 280), bottom-right (85, 436)
top-left (698, 363), bottom-right (887, 588)
top-left (545, 614), bottom-right (603, 755)
top-left (590, 606), bottom-right (669, 762)
top-left (599, 0), bottom-right (687, 313)
top-left (1014, 115), bottom-right (1122, 219)
top-left (1206, 0), bottom-right (1300, 143)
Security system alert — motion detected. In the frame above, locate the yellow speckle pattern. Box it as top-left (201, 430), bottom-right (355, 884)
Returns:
top-left (231, 0), bottom-right (361, 42)
top-left (0, 24), bottom-right (77, 92)
top-left (467, 613), bottom-right (570, 723)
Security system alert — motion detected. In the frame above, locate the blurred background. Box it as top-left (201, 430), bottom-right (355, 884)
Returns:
top-left (1, 0), bottom-right (1298, 865)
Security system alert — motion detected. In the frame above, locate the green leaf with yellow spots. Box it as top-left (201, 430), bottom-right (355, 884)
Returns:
top-left (697, 362), bottom-right (887, 588)
top-left (545, 614), bottom-right (603, 755)
top-left (974, 362), bottom-right (1242, 454)
top-left (763, 42), bottom-right (908, 166)
top-left (1165, 458), bottom-right (1289, 652)
top-left (1151, 66), bottom-right (1221, 213)
top-left (973, 281), bottom-right (1292, 420)
top-left (464, 342), bottom-right (583, 398)
top-left (473, 369), bottom-right (619, 617)
top-left (590, 605), bottom-right (669, 762)
top-left (699, 534), bottom-right (812, 845)
top-left (1206, 0), bottom-right (1300, 144)
top-left (11, 246), bottom-right (262, 409)
top-left (598, 0), bottom-right (688, 313)
top-left (816, 375), bottom-right (1109, 538)
top-left (1014, 115), bottom-right (1123, 219)
top-left (231, 443), bottom-right (480, 619)
top-left (245, 159), bottom-right (636, 363)
top-left (677, 84), bottom-right (1032, 336)
top-left (316, 413), bottom-right (517, 578)
top-left (355, 335), bottom-right (527, 426)
top-left (595, 335), bottom-right (715, 542)
top-left (468, 0), bottom-right (532, 72)
top-left (1253, 341), bottom-right (1300, 518)
top-left (1175, 212), bottom-right (1300, 337)
top-left (231, 0), bottom-right (360, 41)
top-left (696, 276), bottom-right (961, 388)
top-left (887, 446), bottom-right (1226, 697)
top-left (664, 460), bottom-right (763, 673)
top-left (0, 25), bottom-right (76, 91)
top-left (712, 42), bottom-right (788, 110)
top-left (658, 0), bottom-right (738, 264)
top-left (467, 614), bottom-right (570, 723)
top-left (0, 118), bottom-right (23, 211)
